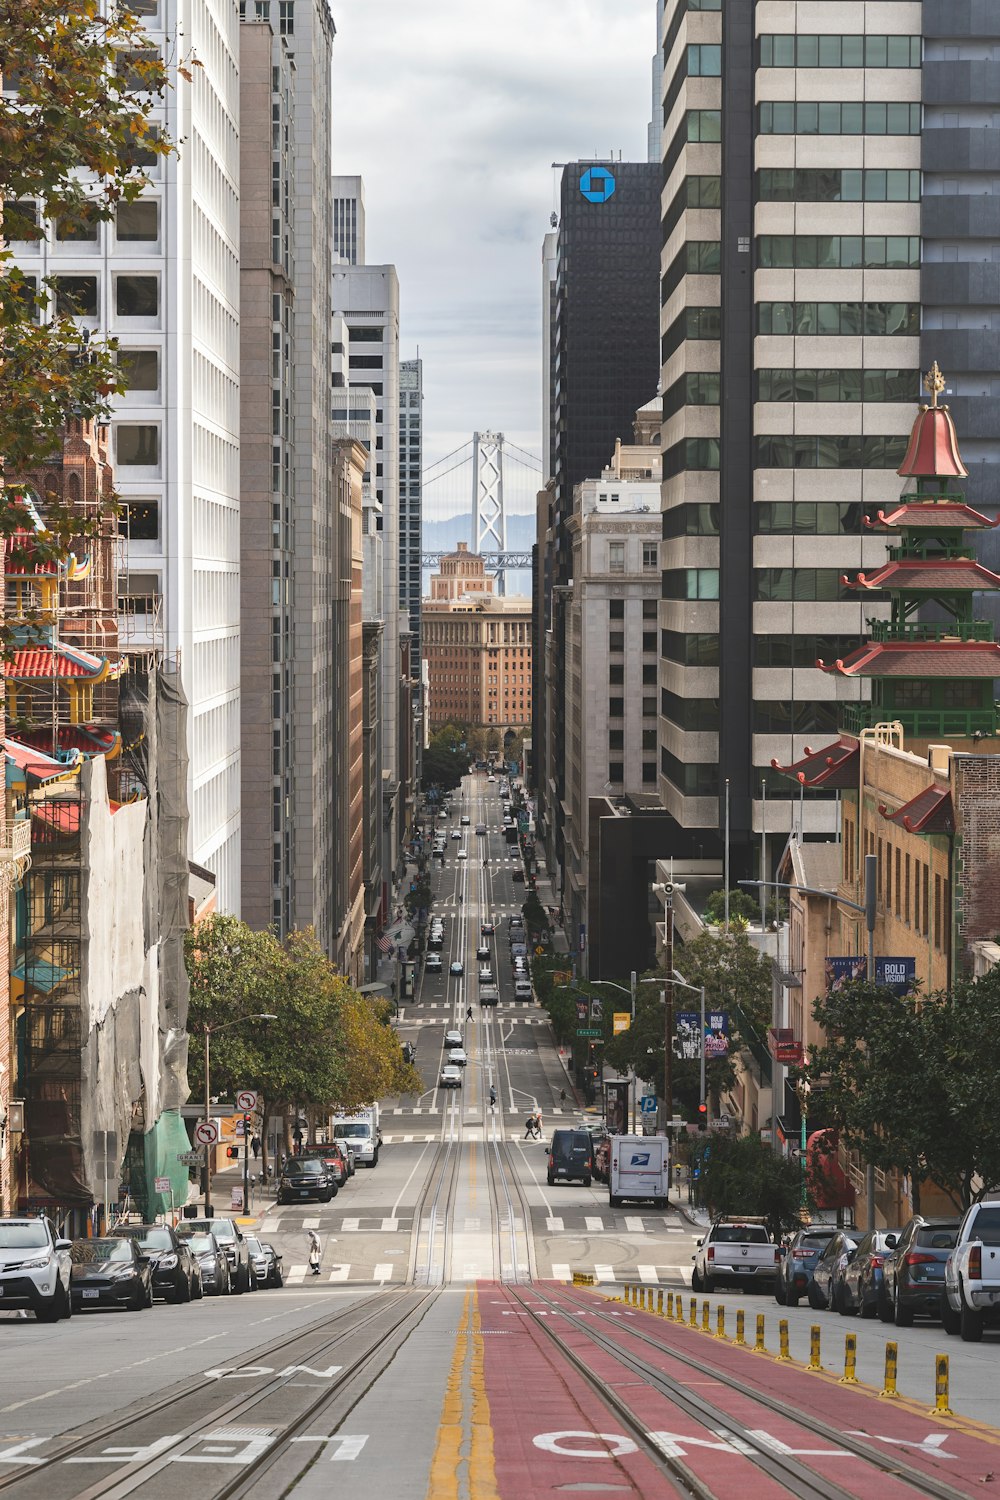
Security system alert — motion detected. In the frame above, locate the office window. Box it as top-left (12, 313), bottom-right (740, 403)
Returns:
top-left (609, 631), bottom-right (625, 652)
top-left (122, 499), bottom-right (159, 540)
top-left (117, 349), bottom-right (159, 391)
top-left (755, 569), bottom-right (848, 601)
top-left (116, 424), bottom-right (159, 467)
top-left (642, 543), bottom-right (658, 570)
top-left (116, 200), bottom-right (159, 242)
top-left (758, 169), bottom-right (921, 202)
top-left (758, 101), bottom-right (920, 134)
top-left (116, 49), bottom-right (161, 92)
top-left (688, 44), bottom-right (722, 75)
top-left (642, 664), bottom-right (657, 685)
top-left (755, 435), bottom-right (908, 469)
top-left (116, 276), bottom-right (158, 316)
top-left (757, 369), bottom-right (917, 403)
top-left (642, 763), bottom-right (657, 784)
top-left (642, 696), bottom-right (657, 717)
top-left (56, 205), bottom-right (100, 241)
top-left (758, 235), bottom-right (920, 270)
top-left (686, 109), bottom-right (721, 142)
top-left (642, 599), bottom-right (657, 620)
top-left (608, 541), bottom-right (626, 573)
top-left (608, 729), bottom-right (624, 751)
top-left (5, 201), bottom-right (41, 241)
top-left (760, 34), bottom-right (921, 68)
top-left (663, 439), bottom-right (720, 476)
top-left (609, 697), bottom-right (624, 718)
top-left (53, 276), bottom-right (98, 316)
top-left (642, 730), bottom-right (657, 752)
top-left (661, 631), bottom-right (719, 665)
top-left (642, 631), bottom-right (657, 653)
top-left (663, 568), bottom-right (720, 600)
top-left (757, 302), bottom-right (919, 337)
top-left (609, 664), bottom-right (624, 685)
top-left (609, 599), bottom-right (624, 620)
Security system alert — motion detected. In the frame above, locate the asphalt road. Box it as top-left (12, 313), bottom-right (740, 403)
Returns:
top-left (1, 775), bottom-right (998, 1495)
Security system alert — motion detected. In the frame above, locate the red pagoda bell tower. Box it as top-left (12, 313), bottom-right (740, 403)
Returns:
top-left (818, 363), bottom-right (1000, 742)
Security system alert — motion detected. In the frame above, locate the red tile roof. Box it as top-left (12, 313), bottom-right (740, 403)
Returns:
top-left (897, 405), bottom-right (968, 480)
top-left (864, 501), bottom-right (997, 531)
top-left (880, 786), bottom-right (955, 835)
top-left (770, 736), bottom-right (859, 788)
top-left (4, 644), bottom-right (109, 680)
top-left (819, 641), bottom-right (1000, 678)
top-left (843, 558), bottom-right (1000, 592)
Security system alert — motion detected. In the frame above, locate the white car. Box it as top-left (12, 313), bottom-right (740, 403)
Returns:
top-left (444, 1029), bottom-right (464, 1049)
top-left (448, 1048), bottom-right (468, 1067)
top-left (439, 1065), bottom-right (463, 1089)
top-left (457, 849), bottom-right (468, 860)
top-left (487, 775), bottom-right (496, 783)
top-left (450, 960), bottom-right (464, 976)
top-left (0, 1217), bottom-right (73, 1321)
top-left (426, 954), bottom-right (443, 973)
top-left (461, 815), bottom-right (471, 825)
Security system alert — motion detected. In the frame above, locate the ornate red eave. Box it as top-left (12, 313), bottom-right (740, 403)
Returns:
top-left (864, 501), bottom-right (998, 531)
top-left (879, 785), bottom-right (954, 835)
top-left (819, 640), bottom-right (1000, 678)
top-left (842, 557), bottom-right (1000, 593)
top-left (770, 735), bottom-right (859, 788)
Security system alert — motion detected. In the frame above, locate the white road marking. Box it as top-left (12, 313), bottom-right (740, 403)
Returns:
top-left (373, 1263), bottom-right (393, 1281)
top-left (327, 1266), bottom-right (350, 1282)
top-left (585, 1216), bottom-right (604, 1233)
top-left (551, 1264), bottom-right (571, 1281)
top-left (625, 1217), bottom-right (646, 1233)
top-left (340, 1218), bottom-right (360, 1232)
top-left (286, 1265), bottom-right (307, 1284)
top-left (259, 1219), bottom-right (280, 1233)
top-left (381, 1218), bottom-right (399, 1231)
top-left (637, 1265), bottom-right (658, 1283)
top-left (546, 1217), bottom-right (564, 1232)
top-left (303, 1218), bottom-right (320, 1230)
top-left (594, 1264), bottom-right (615, 1282)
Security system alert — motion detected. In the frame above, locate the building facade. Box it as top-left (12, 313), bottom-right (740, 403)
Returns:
top-left (424, 547), bottom-right (532, 732)
top-left (331, 439), bottom-right (367, 980)
top-left (399, 358), bottom-right (424, 658)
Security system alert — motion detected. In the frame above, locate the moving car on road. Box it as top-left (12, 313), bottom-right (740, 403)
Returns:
top-left (457, 849), bottom-right (468, 860)
top-left (476, 945), bottom-right (491, 962)
top-left (481, 920), bottom-right (496, 935)
top-left (185, 1232), bottom-right (232, 1296)
top-left (120, 1223), bottom-right (203, 1302)
top-left (0, 1217), bottom-right (73, 1322)
top-left (69, 1237), bottom-right (152, 1313)
top-left (775, 1224), bottom-right (838, 1307)
top-left (881, 1214), bottom-right (959, 1326)
top-left (440, 1064), bottom-right (463, 1088)
top-left (444, 1029), bottom-right (464, 1049)
top-left (448, 1047), bottom-right (468, 1067)
top-left (450, 960), bottom-right (464, 975)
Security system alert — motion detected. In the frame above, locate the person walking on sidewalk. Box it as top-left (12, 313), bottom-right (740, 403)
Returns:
top-left (307, 1229), bottom-right (322, 1276)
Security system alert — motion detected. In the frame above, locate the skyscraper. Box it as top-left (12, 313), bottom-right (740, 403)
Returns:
top-left (399, 358), bottom-right (424, 657)
top-left (332, 174), bottom-right (366, 266)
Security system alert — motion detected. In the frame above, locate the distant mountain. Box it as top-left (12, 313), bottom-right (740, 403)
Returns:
top-left (420, 513), bottom-right (535, 595)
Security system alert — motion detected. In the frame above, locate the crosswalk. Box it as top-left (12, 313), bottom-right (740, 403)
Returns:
top-left (260, 1211), bottom-right (686, 1236)
top-left (284, 1262), bottom-right (400, 1285)
top-left (547, 1264), bottom-right (693, 1286)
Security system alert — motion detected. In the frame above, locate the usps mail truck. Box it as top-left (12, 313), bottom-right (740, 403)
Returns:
top-left (609, 1135), bottom-right (670, 1209)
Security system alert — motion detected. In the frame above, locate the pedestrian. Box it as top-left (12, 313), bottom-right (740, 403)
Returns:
top-left (251, 1135), bottom-right (261, 1161)
top-left (466, 1004), bottom-right (473, 1022)
top-left (534, 1109), bottom-right (543, 1139)
top-left (559, 1089), bottom-right (567, 1108)
top-left (524, 1114), bottom-right (536, 1139)
top-left (489, 1085), bottom-right (497, 1110)
top-left (307, 1229), bottom-right (322, 1276)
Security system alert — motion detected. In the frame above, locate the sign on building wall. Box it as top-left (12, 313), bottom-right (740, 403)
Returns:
top-left (825, 956), bottom-right (916, 996)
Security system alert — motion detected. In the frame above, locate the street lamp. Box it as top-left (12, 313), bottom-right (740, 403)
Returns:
top-left (795, 1071), bottom-right (811, 1210)
top-left (559, 974), bottom-right (662, 1130)
top-left (671, 970), bottom-right (707, 1127)
top-left (203, 1014), bottom-right (276, 1216)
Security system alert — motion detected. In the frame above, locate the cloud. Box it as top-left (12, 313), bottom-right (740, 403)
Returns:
top-left (331, 0), bottom-right (654, 474)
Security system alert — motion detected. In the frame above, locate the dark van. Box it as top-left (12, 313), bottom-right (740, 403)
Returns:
top-left (547, 1129), bottom-right (593, 1187)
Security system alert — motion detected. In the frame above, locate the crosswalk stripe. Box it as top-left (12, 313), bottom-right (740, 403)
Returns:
top-left (546, 1217), bottom-right (564, 1232)
top-left (624, 1217), bottom-right (646, 1233)
top-left (286, 1264), bottom-right (307, 1284)
top-left (585, 1216), bottom-right (604, 1233)
top-left (302, 1217), bottom-right (320, 1230)
top-left (637, 1265), bottom-right (658, 1283)
top-left (373, 1263), bottom-right (393, 1281)
top-left (551, 1263), bottom-right (571, 1281)
top-left (594, 1264), bottom-right (615, 1282)
top-left (259, 1218), bottom-right (280, 1233)
top-left (327, 1265), bottom-right (350, 1282)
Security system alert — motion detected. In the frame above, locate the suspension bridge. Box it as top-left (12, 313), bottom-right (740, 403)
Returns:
top-left (420, 432), bottom-right (542, 594)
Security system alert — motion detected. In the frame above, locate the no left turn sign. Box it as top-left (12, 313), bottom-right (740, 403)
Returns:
top-left (236, 1090), bottom-right (260, 1113)
top-left (194, 1119), bottom-right (220, 1146)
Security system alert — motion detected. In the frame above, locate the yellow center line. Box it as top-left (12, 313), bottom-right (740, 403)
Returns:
top-left (424, 1289), bottom-right (500, 1500)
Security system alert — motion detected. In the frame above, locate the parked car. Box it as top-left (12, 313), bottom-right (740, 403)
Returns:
top-left (808, 1231), bottom-right (858, 1310)
top-left (426, 954), bottom-right (443, 973)
top-left (119, 1223), bottom-right (202, 1302)
top-left (440, 1065), bottom-right (463, 1088)
top-left (184, 1231), bottom-right (231, 1296)
top-left (882, 1215), bottom-right (960, 1326)
top-left (693, 1217), bottom-right (779, 1293)
top-left (276, 1156), bottom-right (338, 1206)
top-left (838, 1228), bottom-right (900, 1318)
top-left (176, 1217), bottom-right (252, 1292)
top-left (943, 1201), bottom-right (1000, 1342)
top-left (260, 1241), bottom-right (284, 1288)
top-left (775, 1225), bottom-right (839, 1307)
top-left (547, 1128), bottom-right (594, 1187)
top-left (512, 868), bottom-right (525, 882)
top-left (301, 1142), bottom-right (350, 1189)
top-left (0, 1217), bottom-right (73, 1321)
top-left (69, 1236), bottom-right (152, 1313)
top-left (243, 1234), bottom-right (270, 1288)
top-left (427, 934), bottom-right (443, 951)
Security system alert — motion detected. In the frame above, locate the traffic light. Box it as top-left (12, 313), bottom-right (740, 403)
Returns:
top-left (697, 1102), bottom-right (708, 1133)
top-left (226, 1145), bottom-right (239, 1160)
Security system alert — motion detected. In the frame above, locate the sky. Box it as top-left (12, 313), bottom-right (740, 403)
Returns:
top-left (330, 0), bottom-right (655, 494)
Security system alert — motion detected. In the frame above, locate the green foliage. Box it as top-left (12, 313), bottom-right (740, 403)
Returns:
top-left (521, 890), bottom-right (548, 937)
top-left (696, 1132), bottom-right (807, 1239)
top-left (421, 743), bottom-right (463, 793)
top-left (404, 877), bottom-right (431, 920)
top-left (809, 967), bottom-right (1000, 1210)
top-left (530, 954), bottom-right (576, 1045)
top-left (704, 888), bottom-right (760, 927)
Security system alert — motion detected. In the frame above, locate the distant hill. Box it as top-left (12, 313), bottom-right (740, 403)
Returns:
top-left (420, 513), bottom-right (535, 595)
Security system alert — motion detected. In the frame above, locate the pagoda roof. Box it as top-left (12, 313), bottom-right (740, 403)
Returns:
top-left (820, 641), bottom-right (1000, 678)
top-left (770, 735), bottom-right (859, 788)
top-left (844, 557), bottom-right (1000, 593)
top-left (879, 785), bottom-right (954, 836)
top-left (4, 738), bottom-right (81, 785)
top-left (17, 725), bottom-right (122, 760)
top-left (864, 501), bottom-right (997, 532)
top-left (898, 403), bottom-right (968, 480)
top-left (3, 644), bottom-right (122, 682)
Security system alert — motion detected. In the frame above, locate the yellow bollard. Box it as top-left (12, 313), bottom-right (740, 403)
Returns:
top-left (931, 1354), bottom-right (953, 1416)
top-left (666, 1291), bottom-right (674, 1319)
top-left (880, 1340), bottom-right (900, 1399)
top-left (808, 1324), bottom-right (823, 1372)
top-left (701, 1300), bottom-right (710, 1332)
top-left (657, 1289), bottom-right (663, 1316)
top-left (754, 1313), bottom-right (766, 1352)
top-left (735, 1309), bottom-right (746, 1347)
top-left (841, 1333), bottom-right (859, 1384)
top-left (775, 1318), bottom-right (792, 1363)
top-left (624, 1284), bottom-right (631, 1304)
top-left (689, 1296), bottom-right (697, 1327)
top-left (715, 1305), bottom-right (727, 1340)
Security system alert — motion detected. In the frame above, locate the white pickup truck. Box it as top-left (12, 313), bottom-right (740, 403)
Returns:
top-left (943, 1201), bottom-right (1000, 1342)
top-left (691, 1216), bottom-right (781, 1293)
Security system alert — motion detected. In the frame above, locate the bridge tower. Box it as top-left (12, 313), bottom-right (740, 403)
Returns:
top-left (472, 431), bottom-right (508, 594)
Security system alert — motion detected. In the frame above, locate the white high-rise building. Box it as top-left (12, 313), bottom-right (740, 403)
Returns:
top-left (332, 175), bottom-right (366, 266)
top-left (6, 0), bottom-right (244, 908)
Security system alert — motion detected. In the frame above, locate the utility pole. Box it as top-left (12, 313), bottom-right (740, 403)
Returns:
top-left (242, 1113), bottom-right (251, 1216)
top-left (664, 890), bottom-right (674, 1131)
top-left (629, 970), bottom-right (637, 1132)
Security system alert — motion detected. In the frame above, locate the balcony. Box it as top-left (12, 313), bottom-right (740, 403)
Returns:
top-left (840, 701), bottom-right (999, 739)
top-left (867, 619), bottom-right (993, 644)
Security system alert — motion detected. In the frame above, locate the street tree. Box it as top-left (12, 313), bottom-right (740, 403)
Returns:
top-left (695, 1131), bottom-right (806, 1239)
top-left (809, 968), bottom-right (1000, 1211)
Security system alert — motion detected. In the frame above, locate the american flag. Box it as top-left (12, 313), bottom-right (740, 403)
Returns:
top-left (376, 932), bottom-right (394, 955)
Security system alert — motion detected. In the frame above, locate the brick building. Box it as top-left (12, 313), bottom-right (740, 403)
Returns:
top-left (423, 546), bottom-right (532, 733)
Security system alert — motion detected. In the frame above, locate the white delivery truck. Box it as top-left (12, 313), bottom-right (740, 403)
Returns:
top-left (331, 1105), bottom-right (380, 1168)
top-left (608, 1134), bottom-right (670, 1209)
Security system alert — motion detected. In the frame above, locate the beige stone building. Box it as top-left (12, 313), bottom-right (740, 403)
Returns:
top-left (332, 439), bottom-right (367, 981)
top-left (423, 546), bottom-right (532, 732)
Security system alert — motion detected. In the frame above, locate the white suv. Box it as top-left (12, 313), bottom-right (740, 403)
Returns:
top-left (0, 1217), bottom-right (73, 1321)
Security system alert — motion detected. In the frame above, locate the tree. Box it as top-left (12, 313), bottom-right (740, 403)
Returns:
top-left (697, 1131), bottom-right (806, 1239)
top-left (703, 888), bottom-right (760, 927)
top-left (421, 743), bottom-right (463, 794)
top-left (809, 969), bottom-right (1000, 1211)
top-left (1, 1), bottom-right (174, 571)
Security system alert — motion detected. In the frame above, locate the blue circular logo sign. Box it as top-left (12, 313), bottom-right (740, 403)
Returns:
top-left (579, 167), bottom-right (616, 204)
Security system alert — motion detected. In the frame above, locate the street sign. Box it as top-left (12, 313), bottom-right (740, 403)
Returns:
top-left (576, 1026), bottom-right (601, 1038)
top-left (154, 1176), bottom-right (171, 1194)
top-left (180, 1103), bottom-right (237, 1119)
top-left (194, 1120), bottom-right (220, 1147)
top-left (639, 1095), bottom-right (657, 1114)
top-left (708, 1116), bottom-right (731, 1131)
top-left (230, 1187), bottom-right (244, 1212)
top-left (613, 1011), bottom-right (630, 1035)
top-left (177, 1150), bottom-right (203, 1165)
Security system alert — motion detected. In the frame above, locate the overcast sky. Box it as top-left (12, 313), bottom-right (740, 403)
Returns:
top-left (331, 0), bottom-right (655, 481)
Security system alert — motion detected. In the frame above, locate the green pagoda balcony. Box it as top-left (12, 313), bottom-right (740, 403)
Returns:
top-left (840, 700), bottom-right (1000, 739)
top-left (867, 619), bottom-right (993, 643)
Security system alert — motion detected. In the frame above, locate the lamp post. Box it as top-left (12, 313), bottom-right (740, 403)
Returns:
top-left (560, 975), bottom-right (662, 1130)
top-left (670, 970), bottom-right (707, 1125)
top-left (795, 1072), bottom-right (811, 1210)
top-left (203, 1014), bottom-right (277, 1216)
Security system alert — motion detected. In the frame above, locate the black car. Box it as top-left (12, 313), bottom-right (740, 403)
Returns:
top-left (117, 1224), bottom-right (202, 1303)
top-left (775, 1225), bottom-right (838, 1307)
top-left (547, 1128), bottom-right (593, 1187)
top-left (185, 1232), bottom-right (232, 1296)
top-left (838, 1228), bottom-right (900, 1318)
top-left (807, 1230), bottom-right (858, 1310)
top-left (881, 1215), bottom-right (960, 1326)
top-left (69, 1237), bottom-right (152, 1312)
top-left (259, 1241), bottom-right (283, 1287)
top-left (177, 1217), bottom-right (254, 1292)
top-left (277, 1156), bottom-right (338, 1206)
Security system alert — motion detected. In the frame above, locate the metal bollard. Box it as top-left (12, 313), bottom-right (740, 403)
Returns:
top-left (657, 1289), bottom-right (664, 1316)
top-left (735, 1309), bottom-right (746, 1347)
top-left (931, 1354), bottom-right (953, 1416)
top-left (689, 1296), bottom-right (697, 1327)
top-left (841, 1333), bottom-right (858, 1384)
top-left (808, 1324), bottom-right (823, 1372)
top-left (701, 1299), bottom-right (710, 1332)
top-left (880, 1340), bottom-right (900, 1399)
top-left (776, 1318), bottom-right (792, 1362)
top-left (647, 1287), bottom-right (654, 1312)
top-left (715, 1305), bottom-right (726, 1340)
top-left (666, 1291), bottom-right (674, 1318)
top-left (754, 1313), bottom-right (766, 1352)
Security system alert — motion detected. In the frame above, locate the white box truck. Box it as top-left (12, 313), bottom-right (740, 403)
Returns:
top-left (609, 1135), bottom-right (670, 1208)
top-left (331, 1106), bottom-right (380, 1167)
